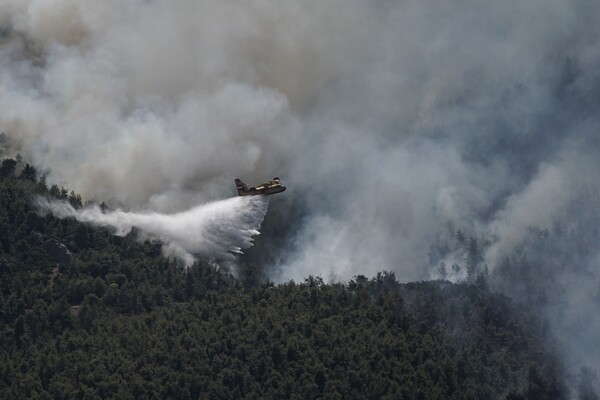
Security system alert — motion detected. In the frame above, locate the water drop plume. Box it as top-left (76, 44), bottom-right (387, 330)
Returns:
top-left (37, 195), bottom-right (269, 264)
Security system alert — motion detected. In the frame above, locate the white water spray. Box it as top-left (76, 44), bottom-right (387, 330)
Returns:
top-left (37, 195), bottom-right (269, 264)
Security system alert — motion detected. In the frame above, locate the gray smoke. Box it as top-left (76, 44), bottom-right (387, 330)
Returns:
top-left (2, 0), bottom-right (600, 383)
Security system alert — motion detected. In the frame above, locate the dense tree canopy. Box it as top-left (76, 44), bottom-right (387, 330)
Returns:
top-left (0, 158), bottom-right (566, 399)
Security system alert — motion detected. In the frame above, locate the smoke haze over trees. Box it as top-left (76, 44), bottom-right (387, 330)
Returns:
top-left (1, 0), bottom-right (600, 384)
top-left (0, 169), bottom-right (568, 398)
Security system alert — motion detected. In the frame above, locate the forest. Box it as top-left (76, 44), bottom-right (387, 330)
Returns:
top-left (0, 157), bottom-right (568, 399)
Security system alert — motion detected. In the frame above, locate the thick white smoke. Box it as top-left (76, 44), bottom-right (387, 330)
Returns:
top-left (1, 0), bottom-right (598, 279)
top-left (2, 0), bottom-right (600, 380)
top-left (37, 195), bottom-right (269, 265)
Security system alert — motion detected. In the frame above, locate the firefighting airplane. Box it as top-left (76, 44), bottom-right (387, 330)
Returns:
top-left (235, 177), bottom-right (286, 196)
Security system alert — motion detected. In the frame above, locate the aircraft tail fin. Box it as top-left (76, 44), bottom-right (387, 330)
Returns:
top-left (235, 178), bottom-right (249, 195)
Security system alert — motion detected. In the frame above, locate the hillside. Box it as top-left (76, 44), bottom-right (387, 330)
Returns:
top-left (0, 158), bottom-right (565, 399)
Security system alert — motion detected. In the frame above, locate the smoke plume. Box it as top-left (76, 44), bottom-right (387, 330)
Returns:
top-left (2, 0), bottom-right (600, 382)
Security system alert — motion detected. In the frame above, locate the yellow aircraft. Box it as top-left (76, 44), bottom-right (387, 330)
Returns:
top-left (235, 177), bottom-right (286, 196)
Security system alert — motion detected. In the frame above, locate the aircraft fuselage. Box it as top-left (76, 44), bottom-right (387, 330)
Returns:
top-left (235, 178), bottom-right (286, 196)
